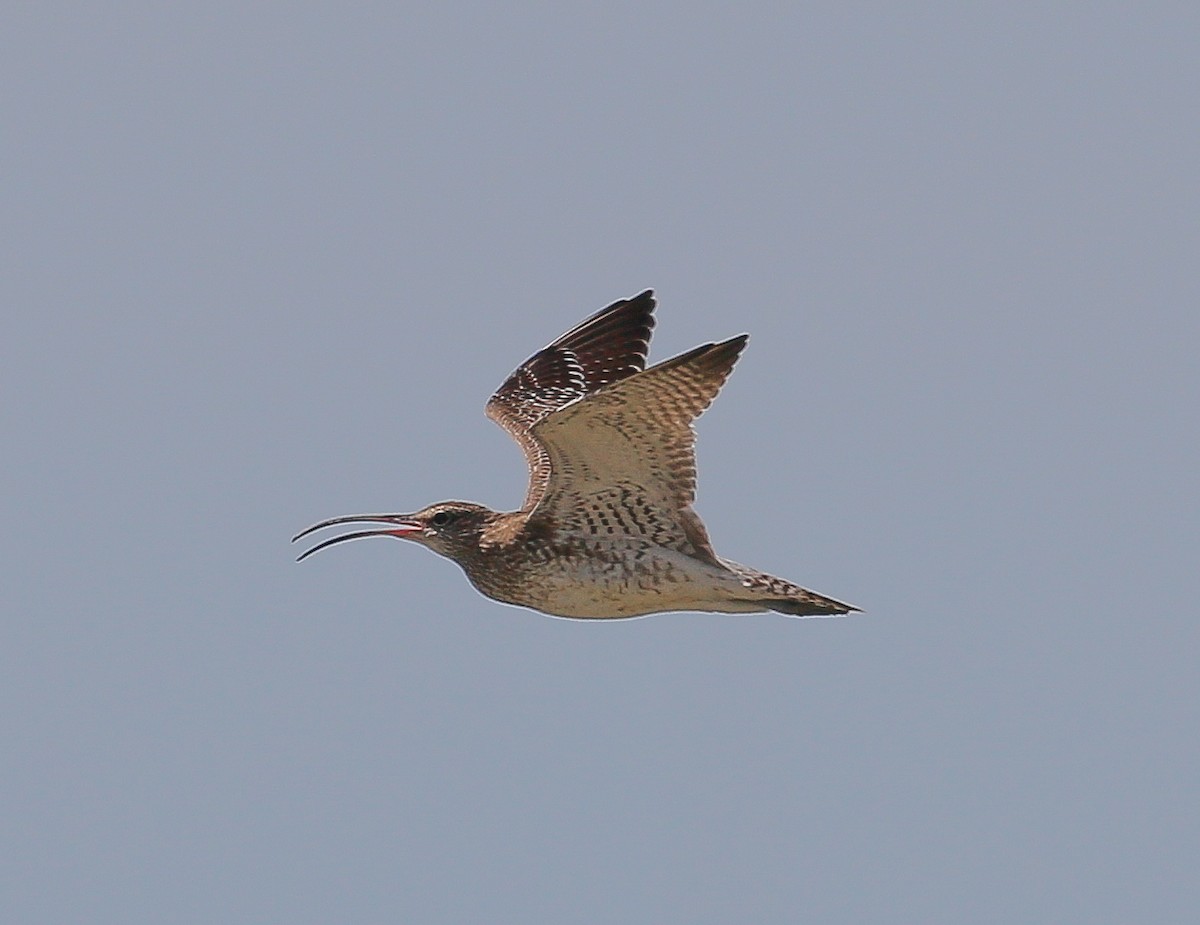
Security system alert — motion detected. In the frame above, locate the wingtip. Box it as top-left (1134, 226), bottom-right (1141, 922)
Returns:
top-left (707, 332), bottom-right (750, 364)
top-left (619, 289), bottom-right (657, 328)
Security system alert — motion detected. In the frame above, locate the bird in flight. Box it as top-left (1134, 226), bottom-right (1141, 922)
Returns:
top-left (294, 291), bottom-right (857, 619)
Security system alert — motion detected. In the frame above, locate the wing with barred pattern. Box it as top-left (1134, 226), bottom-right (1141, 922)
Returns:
top-left (486, 291), bottom-right (656, 510)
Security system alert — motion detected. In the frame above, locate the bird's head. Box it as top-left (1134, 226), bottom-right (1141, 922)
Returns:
top-left (293, 501), bottom-right (497, 563)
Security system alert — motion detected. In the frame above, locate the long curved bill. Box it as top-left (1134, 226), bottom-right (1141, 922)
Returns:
top-left (292, 514), bottom-right (423, 562)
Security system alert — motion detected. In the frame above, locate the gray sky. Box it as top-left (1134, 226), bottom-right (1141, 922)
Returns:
top-left (4, 5), bottom-right (1197, 923)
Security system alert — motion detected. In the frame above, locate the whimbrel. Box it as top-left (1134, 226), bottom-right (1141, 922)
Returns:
top-left (294, 291), bottom-right (857, 619)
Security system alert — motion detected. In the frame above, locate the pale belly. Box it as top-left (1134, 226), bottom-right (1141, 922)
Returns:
top-left (466, 544), bottom-right (766, 619)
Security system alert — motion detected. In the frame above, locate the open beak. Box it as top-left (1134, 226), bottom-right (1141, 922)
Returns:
top-left (292, 514), bottom-right (424, 562)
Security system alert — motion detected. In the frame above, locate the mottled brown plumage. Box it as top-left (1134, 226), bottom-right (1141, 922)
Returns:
top-left (294, 290), bottom-right (857, 619)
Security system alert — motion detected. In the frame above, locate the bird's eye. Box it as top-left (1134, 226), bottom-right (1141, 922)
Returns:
top-left (431, 511), bottom-right (453, 527)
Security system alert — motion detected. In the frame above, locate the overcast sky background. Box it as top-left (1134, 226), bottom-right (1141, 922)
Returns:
top-left (4, 5), bottom-right (1197, 923)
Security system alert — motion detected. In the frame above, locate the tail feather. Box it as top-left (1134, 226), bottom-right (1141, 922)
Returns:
top-left (765, 595), bottom-right (859, 617)
top-left (719, 558), bottom-right (859, 618)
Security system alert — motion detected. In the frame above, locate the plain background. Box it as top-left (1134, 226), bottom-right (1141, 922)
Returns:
top-left (4, 5), bottom-right (1197, 923)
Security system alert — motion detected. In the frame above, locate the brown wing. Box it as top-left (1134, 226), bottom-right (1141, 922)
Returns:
top-left (486, 290), bottom-right (656, 510)
top-left (529, 335), bottom-right (748, 561)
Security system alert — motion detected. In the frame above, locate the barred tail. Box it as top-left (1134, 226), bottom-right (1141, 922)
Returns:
top-left (719, 558), bottom-right (860, 618)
